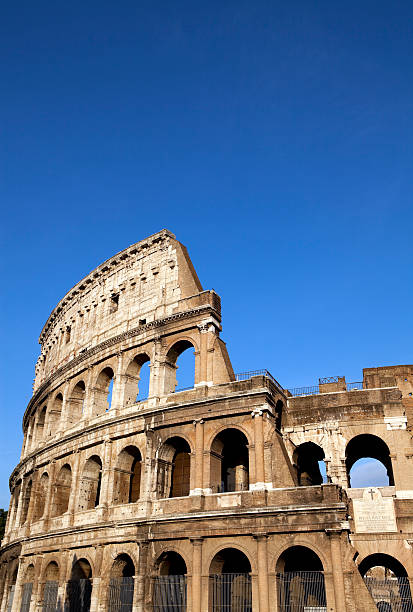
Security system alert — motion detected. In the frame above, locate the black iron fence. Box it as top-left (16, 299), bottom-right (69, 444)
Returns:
top-left (43, 581), bottom-right (59, 612)
top-left (276, 571), bottom-right (327, 611)
top-left (6, 586), bottom-right (15, 612)
top-left (210, 573), bottom-right (252, 612)
top-left (108, 577), bottom-right (134, 612)
top-left (364, 576), bottom-right (413, 612)
top-left (66, 579), bottom-right (92, 612)
top-left (20, 583), bottom-right (32, 612)
top-left (153, 576), bottom-right (187, 611)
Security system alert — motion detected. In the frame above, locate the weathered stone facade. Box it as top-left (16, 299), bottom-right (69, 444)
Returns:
top-left (1, 229), bottom-right (412, 611)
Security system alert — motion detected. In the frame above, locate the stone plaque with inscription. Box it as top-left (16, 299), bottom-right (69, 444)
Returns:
top-left (353, 487), bottom-right (397, 533)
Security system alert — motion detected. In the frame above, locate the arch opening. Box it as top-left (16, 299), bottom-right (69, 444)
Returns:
top-left (153, 552), bottom-right (187, 611)
top-left (78, 456), bottom-right (102, 511)
top-left (210, 429), bottom-right (249, 493)
top-left (93, 367), bottom-right (114, 415)
top-left (36, 406), bottom-right (47, 443)
top-left (67, 558), bottom-right (92, 612)
top-left (20, 565), bottom-right (35, 612)
top-left (42, 562), bottom-right (59, 612)
top-left (359, 554), bottom-right (412, 612)
top-left (68, 381), bottom-right (86, 427)
top-left (20, 479), bottom-right (32, 525)
top-left (157, 437), bottom-right (191, 498)
top-left (209, 549), bottom-right (252, 612)
top-left (113, 446), bottom-right (142, 505)
top-left (165, 340), bottom-right (195, 394)
top-left (47, 393), bottom-right (63, 437)
top-left (346, 435), bottom-right (394, 487)
top-left (108, 554), bottom-right (135, 612)
top-left (124, 354), bottom-right (151, 404)
top-left (276, 546), bottom-right (326, 611)
top-left (51, 464), bottom-right (72, 517)
top-left (33, 472), bottom-right (49, 521)
top-left (293, 442), bottom-right (327, 486)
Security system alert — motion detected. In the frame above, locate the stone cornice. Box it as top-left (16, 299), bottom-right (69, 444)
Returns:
top-left (25, 303), bottom-right (217, 428)
top-left (39, 229), bottom-right (175, 344)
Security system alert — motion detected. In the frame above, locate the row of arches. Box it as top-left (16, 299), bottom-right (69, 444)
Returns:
top-left (25, 341), bottom-right (197, 452)
top-left (9, 429), bottom-right (251, 532)
top-left (294, 434), bottom-right (395, 488)
top-left (8, 549), bottom-right (412, 612)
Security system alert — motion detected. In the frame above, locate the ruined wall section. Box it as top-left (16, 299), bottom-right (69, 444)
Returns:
top-left (34, 230), bottom-right (203, 392)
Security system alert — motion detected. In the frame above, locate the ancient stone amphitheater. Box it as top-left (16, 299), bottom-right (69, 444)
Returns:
top-left (1, 229), bottom-right (412, 612)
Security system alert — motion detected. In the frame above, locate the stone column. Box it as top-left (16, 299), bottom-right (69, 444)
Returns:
top-left (197, 324), bottom-right (209, 385)
top-left (98, 439), bottom-right (113, 511)
top-left (68, 451), bottom-right (81, 523)
top-left (192, 419), bottom-right (204, 495)
top-left (134, 541), bottom-right (149, 612)
top-left (89, 545), bottom-right (104, 612)
top-left (24, 470), bottom-right (39, 533)
top-left (327, 530), bottom-right (347, 612)
top-left (253, 410), bottom-right (266, 490)
top-left (42, 462), bottom-right (56, 528)
top-left (58, 380), bottom-right (71, 432)
top-left (111, 352), bottom-right (125, 412)
top-left (255, 535), bottom-right (269, 611)
top-left (14, 478), bottom-right (26, 530)
top-left (149, 337), bottom-right (163, 398)
top-left (191, 538), bottom-right (203, 612)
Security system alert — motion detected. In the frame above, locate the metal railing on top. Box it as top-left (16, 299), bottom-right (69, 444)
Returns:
top-left (235, 370), bottom-right (284, 393)
top-left (287, 382), bottom-right (364, 397)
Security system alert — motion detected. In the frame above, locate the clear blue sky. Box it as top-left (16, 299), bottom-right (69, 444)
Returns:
top-left (1, 1), bottom-right (412, 507)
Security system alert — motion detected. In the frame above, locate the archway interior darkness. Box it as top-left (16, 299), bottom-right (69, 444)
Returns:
top-left (68, 381), bottom-right (86, 426)
top-left (20, 479), bottom-right (32, 525)
top-left (209, 549), bottom-right (252, 612)
top-left (294, 442), bottom-right (326, 486)
top-left (108, 554), bottom-right (135, 612)
top-left (113, 446), bottom-right (142, 505)
top-left (78, 456), bottom-right (102, 511)
top-left (51, 464), bottom-right (72, 517)
top-left (43, 562), bottom-right (59, 610)
top-left (154, 552), bottom-right (187, 611)
top-left (33, 472), bottom-right (49, 521)
top-left (157, 437), bottom-right (191, 498)
top-left (124, 354), bottom-right (151, 404)
top-left (67, 559), bottom-right (92, 612)
top-left (346, 435), bottom-right (394, 487)
top-left (36, 406), bottom-right (47, 442)
top-left (276, 547), bottom-right (326, 611)
top-left (359, 554), bottom-right (413, 612)
top-left (48, 394), bottom-right (63, 437)
top-left (211, 429), bottom-right (249, 493)
top-left (21, 565), bottom-right (34, 612)
top-left (166, 340), bottom-right (195, 393)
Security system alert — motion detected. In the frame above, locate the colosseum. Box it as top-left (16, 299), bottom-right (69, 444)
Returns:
top-left (1, 229), bottom-right (412, 612)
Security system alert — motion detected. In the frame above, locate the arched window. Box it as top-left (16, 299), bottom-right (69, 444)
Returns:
top-left (42, 562), bottom-right (59, 612)
top-left (67, 381), bottom-right (86, 426)
top-left (20, 565), bottom-right (35, 612)
top-left (210, 429), bottom-right (249, 493)
top-left (46, 393), bottom-right (63, 437)
top-left (51, 465), bottom-right (72, 517)
top-left (359, 554), bottom-right (413, 612)
top-left (157, 437), bottom-right (191, 498)
top-left (346, 435), bottom-right (394, 487)
top-left (67, 558), bottom-right (92, 612)
top-left (164, 340), bottom-right (195, 394)
top-left (93, 367), bottom-right (115, 415)
top-left (78, 456), bottom-right (102, 511)
top-left (293, 442), bottom-right (327, 486)
top-left (153, 552), bottom-right (187, 611)
top-left (108, 554), bottom-right (135, 612)
top-left (209, 548), bottom-right (252, 611)
top-left (113, 446), bottom-right (142, 505)
top-left (276, 546), bottom-right (326, 611)
top-left (10, 481), bottom-right (21, 531)
top-left (33, 472), bottom-right (49, 521)
top-left (36, 406), bottom-right (47, 442)
top-left (5, 567), bottom-right (17, 612)
top-left (20, 479), bottom-right (32, 525)
top-left (124, 354), bottom-right (151, 404)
